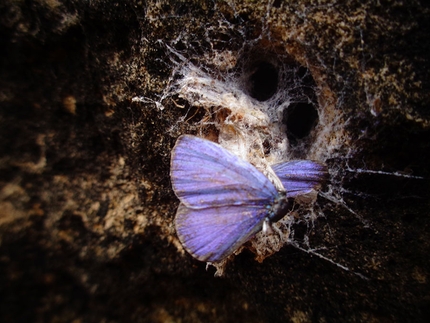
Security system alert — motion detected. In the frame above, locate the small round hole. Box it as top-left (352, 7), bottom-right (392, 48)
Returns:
top-left (238, 59), bottom-right (279, 102)
top-left (248, 62), bottom-right (279, 101)
top-left (283, 102), bottom-right (319, 143)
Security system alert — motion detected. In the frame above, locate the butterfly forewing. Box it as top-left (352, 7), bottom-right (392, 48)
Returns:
top-left (171, 135), bottom-right (278, 209)
top-left (272, 160), bottom-right (328, 198)
top-left (175, 203), bottom-right (269, 262)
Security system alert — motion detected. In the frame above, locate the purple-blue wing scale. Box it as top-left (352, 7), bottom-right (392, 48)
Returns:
top-left (272, 160), bottom-right (328, 198)
top-left (170, 135), bottom-right (278, 209)
top-left (175, 203), bottom-right (269, 262)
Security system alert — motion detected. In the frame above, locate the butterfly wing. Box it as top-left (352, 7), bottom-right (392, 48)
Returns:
top-left (175, 203), bottom-right (269, 262)
top-left (272, 160), bottom-right (328, 198)
top-left (171, 135), bottom-right (278, 208)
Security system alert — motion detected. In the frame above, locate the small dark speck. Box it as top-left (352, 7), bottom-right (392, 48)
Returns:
top-left (97, 198), bottom-right (110, 218)
top-left (124, 219), bottom-right (134, 231)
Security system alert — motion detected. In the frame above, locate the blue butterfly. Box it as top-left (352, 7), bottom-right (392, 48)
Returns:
top-left (170, 135), bottom-right (327, 262)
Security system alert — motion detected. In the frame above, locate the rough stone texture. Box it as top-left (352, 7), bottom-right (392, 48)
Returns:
top-left (1, 0), bottom-right (429, 322)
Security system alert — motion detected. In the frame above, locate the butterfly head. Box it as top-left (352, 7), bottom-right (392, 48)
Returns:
top-left (268, 192), bottom-right (293, 223)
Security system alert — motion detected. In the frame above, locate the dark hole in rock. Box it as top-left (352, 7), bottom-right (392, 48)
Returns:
top-left (273, 0), bottom-right (283, 8)
top-left (283, 102), bottom-right (319, 143)
top-left (247, 61), bottom-right (279, 101)
top-left (236, 48), bottom-right (319, 150)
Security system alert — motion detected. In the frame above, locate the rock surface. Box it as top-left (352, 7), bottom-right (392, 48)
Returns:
top-left (1, 1), bottom-right (430, 322)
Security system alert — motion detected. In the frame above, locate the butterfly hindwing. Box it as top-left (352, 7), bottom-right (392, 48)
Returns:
top-left (171, 135), bottom-right (278, 209)
top-left (175, 203), bottom-right (269, 262)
